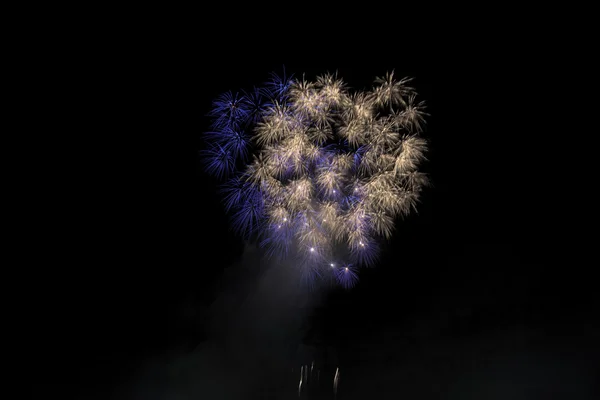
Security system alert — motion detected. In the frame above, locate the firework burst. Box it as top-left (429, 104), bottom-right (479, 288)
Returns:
top-left (203, 69), bottom-right (430, 288)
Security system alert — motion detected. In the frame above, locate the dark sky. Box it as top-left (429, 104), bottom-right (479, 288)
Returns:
top-left (38, 14), bottom-right (595, 399)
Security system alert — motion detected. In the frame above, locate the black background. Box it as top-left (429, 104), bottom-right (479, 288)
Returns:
top-left (35, 8), bottom-right (596, 399)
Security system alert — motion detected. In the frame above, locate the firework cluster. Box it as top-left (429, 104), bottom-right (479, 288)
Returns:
top-left (203, 70), bottom-right (429, 288)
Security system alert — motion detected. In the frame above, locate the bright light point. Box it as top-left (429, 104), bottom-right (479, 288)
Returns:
top-left (333, 190), bottom-right (336, 193)
top-left (277, 225), bottom-right (281, 229)
top-left (345, 267), bottom-right (349, 271)
top-left (283, 217), bottom-right (287, 222)
top-left (330, 263), bottom-right (334, 267)
top-left (310, 247), bottom-right (314, 252)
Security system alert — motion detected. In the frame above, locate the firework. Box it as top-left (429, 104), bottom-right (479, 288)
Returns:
top-left (203, 69), bottom-right (430, 288)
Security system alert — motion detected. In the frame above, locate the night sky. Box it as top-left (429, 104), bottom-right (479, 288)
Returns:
top-left (39, 15), bottom-right (596, 399)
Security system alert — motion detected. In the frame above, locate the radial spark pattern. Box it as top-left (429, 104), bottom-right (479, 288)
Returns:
top-left (203, 70), bottom-right (430, 288)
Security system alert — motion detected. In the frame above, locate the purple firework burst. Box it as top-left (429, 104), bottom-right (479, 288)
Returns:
top-left (203, 69), bottom-right (429, 288)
